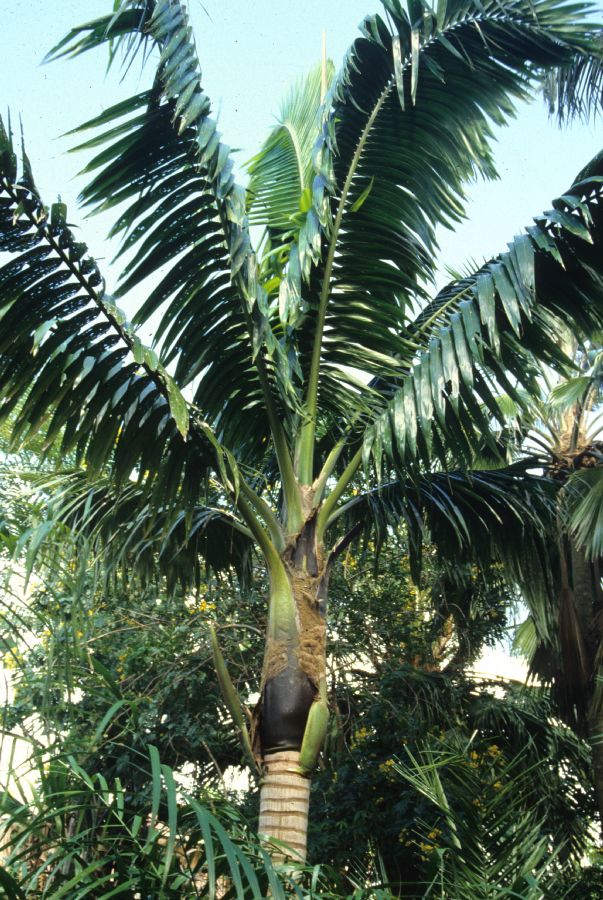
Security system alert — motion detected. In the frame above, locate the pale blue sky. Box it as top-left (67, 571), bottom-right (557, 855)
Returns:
top-left (2, 0), bottom-right (602, 306)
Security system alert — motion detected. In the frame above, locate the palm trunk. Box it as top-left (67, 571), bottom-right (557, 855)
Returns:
top-left (590, 718), bottom-right (603, 842)
top-left (258, 751), bottom-right (311, 860)
top-left (568, 545), bottom-right (603, 842)
top-left (255, 523), bottom-right (328, 863)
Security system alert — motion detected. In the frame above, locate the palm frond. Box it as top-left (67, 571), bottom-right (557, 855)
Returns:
top-left (565, 467), bottom-right (603, 561)
top-left (364, 157), bottom-right (603, 473)
top-left (49, 0), bottom-right (299, 459)
top-left (281, 0), bottom-right (601, 422)
top-left (549, 375), bottom-right (593, 410)
top-left (0, 119), bottom-right (217, 507)
top-left (23, 468), bottom-right (254, 591)
top-left (247, 61), bottom-right (335, 239)
top-left (395, 741), bottom-right (566, 897)
top-left (1, 747), bottom-right (292, 898)
top-left (44, 2), bottom-right (154, 70)
top-left (544, 34), bottom-right (603, 121)
top-left (331, 461), bottom-right (557, 583)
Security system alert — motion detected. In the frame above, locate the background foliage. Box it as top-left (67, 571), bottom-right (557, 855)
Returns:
top-left (0, 475), bottom-right (599, 896)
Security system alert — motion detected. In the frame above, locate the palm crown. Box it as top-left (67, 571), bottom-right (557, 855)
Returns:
top-left (1, 0), bottom-right (603, 860)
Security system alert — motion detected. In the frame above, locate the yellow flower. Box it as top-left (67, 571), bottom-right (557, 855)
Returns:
top-left (195, 598), bottom-right (215, 614)
top-left (352, 726), bottom-right (369, 744)
top-left (493, 781), bottom-right (503, 791)
top-left (487, 744), bottom-right (501, 758)
top-left (378, 758), bottom-right (396, 778)
top-left (3, 646), bottom-right (24, 669)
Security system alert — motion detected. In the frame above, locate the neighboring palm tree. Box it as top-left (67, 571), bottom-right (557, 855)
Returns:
top-left (505, 342), bottom-right (603, 837)
top-left (2, 0), bottom-right (603, 861)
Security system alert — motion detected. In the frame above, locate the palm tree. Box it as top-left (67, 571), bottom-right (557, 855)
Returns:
top-left (2, 0), bottom-right (603, 862)
top-left (504, 342), bottom-right (603, 837)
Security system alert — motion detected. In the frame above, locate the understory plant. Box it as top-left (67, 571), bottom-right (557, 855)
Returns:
top-left (0, 479), bottom-right (596, 896)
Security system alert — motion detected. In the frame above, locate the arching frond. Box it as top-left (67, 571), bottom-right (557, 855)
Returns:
top-left (565, 467), bottom-right (603, 561)
top-left (283, 0), bottom-right (602, 446)
top-left (331, 460), bottom-right (557, 580)
top-left (0, 747), bottom-right (291, 898)
top-left (23, 469), bottom-right (254, 592)
top-left (48, 0), bottom-right (299, 463)
top-left (364, 158), bottom-right (603, 474)
top-left (544, 34), bottom-right (603, 121)
top-left (0, 119), bottom-right (215, 509)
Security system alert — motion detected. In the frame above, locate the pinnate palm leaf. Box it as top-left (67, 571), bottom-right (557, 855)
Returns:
top-left (565, 467), bottom-right (603, 561)
top-left (0, 748), bottom-right (286, 898)
top-left (333, 460), bottom-right (557, 584)
top-left (282, 0), bottom-right (602, 428)
top-left (364, 161), bottom-right (603, 473)
top-left (544, 33), bottom-right (603, 121)
top-left (395, 743), bottom-right (559, 897)
top-left (49, 0), bottom-right (299, 458)
top-left (23, 468), bottom-right (254, 591)
top-left (0, 118), bottom-right (216, 507)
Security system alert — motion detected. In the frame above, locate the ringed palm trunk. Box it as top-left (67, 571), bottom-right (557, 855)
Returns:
top-left (553, 414), bottom-right (603, 842)
top-left (255, 527), bottom-right (328, 861)
top-left (590, 713), bottom-right (603, 840)
top-left (565, 544), bottom-right (603, 841)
